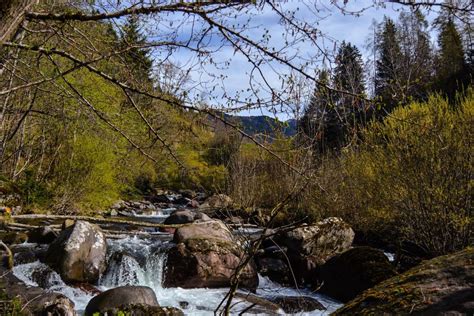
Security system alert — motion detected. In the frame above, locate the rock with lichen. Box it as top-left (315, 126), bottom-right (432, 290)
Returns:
top-left (334, 247), bottom-right (474, 315)
top-left (44, 220), bottom-right (106, 283)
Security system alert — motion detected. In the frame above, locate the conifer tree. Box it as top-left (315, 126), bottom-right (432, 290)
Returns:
top-left (434, 17), bottom-right (469, 99)
top-left (119, 15), bottom-right (153, 86)
top-left (374, 17), bottom-right (402, 113)
top-left (299, 70), bottom-right (332, 152)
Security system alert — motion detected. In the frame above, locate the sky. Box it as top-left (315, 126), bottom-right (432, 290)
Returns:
top-left (139, 1), bottom-right (441, 120)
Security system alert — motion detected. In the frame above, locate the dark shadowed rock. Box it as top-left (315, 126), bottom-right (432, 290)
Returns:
top-left (267, 296), bottom-right (324, 313)
top-left (334, 247), bottom-right (474, 315)
top-left (45, 220), bottom-right (107, 283)
top-left (178, 189), bottom-right (196, 199)
top-left (11, 243), bottom-right (47, 264)
top-left (27, 226), bottom-right (58, 244)
top-left (85, 286), bottom-right (159, 315)
top-left (256, 257), bottom-right (292, 286)
top-left (316, 246), bottom-right (397, 302)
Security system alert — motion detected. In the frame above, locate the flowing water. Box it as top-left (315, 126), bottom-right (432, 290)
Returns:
top-left (12, 235), bottom-right (342, 315)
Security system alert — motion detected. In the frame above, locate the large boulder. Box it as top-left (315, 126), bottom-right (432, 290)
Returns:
top-left (334, 247), bottom-right (474, 315)
top-left (85, 286), bottom-right (159, 315)
top-left (276, 217), bottom-right (354, 284)
top-left (164, 220), bottom-right (258, 291)
top-left (278, 217), bottom-right (354, 263)
top-left (163, 209), bottom-right (211, 225)
top-left (44, 220), bottom-right (107, 283)
top-left (316, 246), bottom-right (397, 302)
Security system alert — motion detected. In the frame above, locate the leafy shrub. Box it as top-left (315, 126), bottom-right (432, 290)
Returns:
top-left (315, 94), bottom-right (473, 256)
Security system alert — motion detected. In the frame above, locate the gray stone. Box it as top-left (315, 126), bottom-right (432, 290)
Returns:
top-left (45, 220), bottom-right (107, 283)
top-left (85, 286), bottom-right (159, 315)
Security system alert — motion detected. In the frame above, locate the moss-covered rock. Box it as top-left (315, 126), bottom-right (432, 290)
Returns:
top-left (316, 246), bottom-right (397, 302)
top-left (334, 247), bottom-right (474, 315)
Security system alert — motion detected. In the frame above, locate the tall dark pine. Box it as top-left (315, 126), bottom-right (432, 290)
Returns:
top-left (300, 70), bottom-right (332, 152)
top-left (119, 15), bottom-right (153, 86)
top-left (375, 17), bottom-right (401, 113)
top-left (330, 41), bottom-right (366, 150)
top-left (435, 17), bottom-right (469, 99)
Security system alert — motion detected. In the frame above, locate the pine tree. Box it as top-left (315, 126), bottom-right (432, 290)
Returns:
top-left (374, 17), bottom-right (402, 113)
top-left (119, 15), bottom-right (153, 85)
top-left (329, 41), bottom-right (366, 150)
top-left (434, 17), bottom-right (469, 99)
top-left (299, 69), bottom-right (332, 152)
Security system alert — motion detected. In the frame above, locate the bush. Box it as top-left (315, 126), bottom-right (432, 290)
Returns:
top-left (317, 94), bottom-right (473, 256)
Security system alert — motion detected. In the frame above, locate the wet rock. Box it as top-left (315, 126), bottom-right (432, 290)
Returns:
top-left (164, 220), bottom-right (258, 291)
top-left (27, 226), bottom-right (58, 244)
top-left (179, 301), bottom-right (189, 309)
top-left (199, 194), bottom-right (233, 210)
top-left (173, 196), bottom-right (190, 205)
top-left (146, 194), bottom-right (172, 204)
top-left (45, 220), bottom-right (107, 283)
top-left (31, 264), bottom-right (61, 288)
top-left (85, 286), bottom-right (159, 315)
top-left (267, 296), bottom-right (324, 313)
top-left (256, 257), bottom-right (292, 286)
top-left (178, 189), bottom-right (196, 199)
top-left (316, 246), bottom-right (397, 302)
top-left (163, 209), bottom-right (211, 225)
top-left (234, 293), bottom-right (282, 314)
top-left (187, 199), bottom-right (199, 208)
top-left (11, 243), bottom-right (48, 264)
top-left (0, 266), bottom-right (76, 315)
top-left (334, 247), bottom-right (474, 315)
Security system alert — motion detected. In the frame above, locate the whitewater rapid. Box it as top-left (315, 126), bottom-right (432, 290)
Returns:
top-left (13, 236), bottom-right (342, 315)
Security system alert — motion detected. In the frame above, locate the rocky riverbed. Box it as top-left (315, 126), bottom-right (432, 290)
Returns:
top-left (1, 191), bottom-right (473, 315)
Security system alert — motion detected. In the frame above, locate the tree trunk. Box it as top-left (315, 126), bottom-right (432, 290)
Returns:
top-left (0, 0), bottom-right (38, 44)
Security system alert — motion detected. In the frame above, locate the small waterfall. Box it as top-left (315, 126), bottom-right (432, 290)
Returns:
top-left (100, 253), bottom-right (144, 287)
top-left (99, 249), bottom-right (167, 291)
top-left (98, 235), bottom-right (169, 292)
